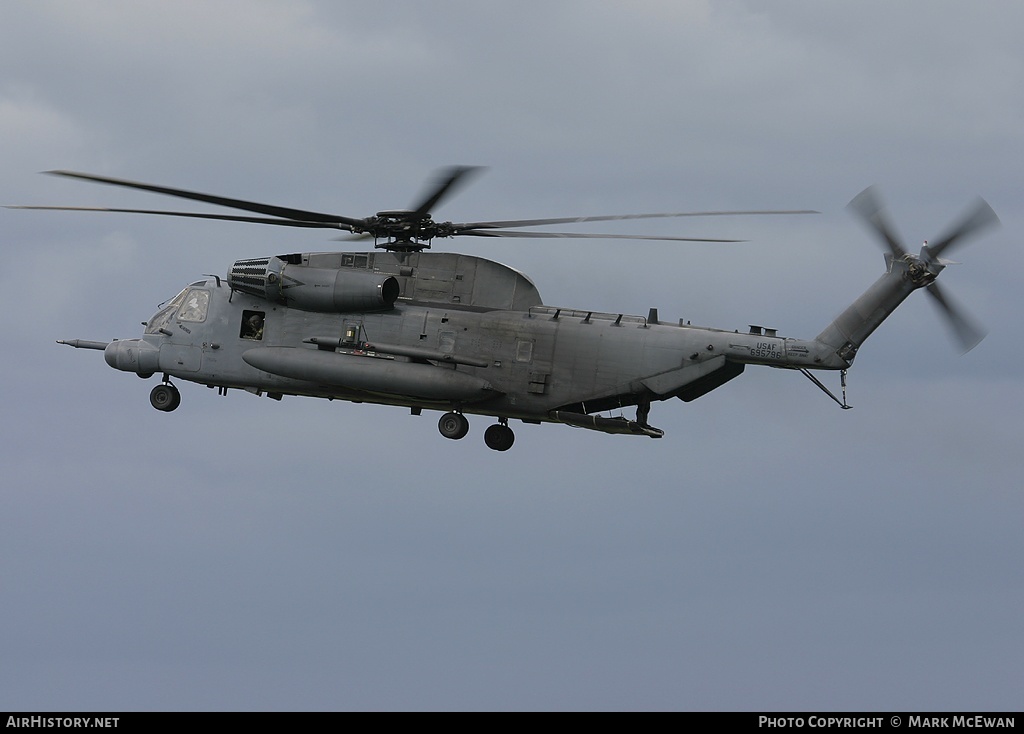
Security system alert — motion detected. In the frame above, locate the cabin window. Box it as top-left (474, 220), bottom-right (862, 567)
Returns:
top-left (516, 340), bottom-right (534, 362)
top-left (177, 289), bottom-right (210, 322)
top-left (240, 310), bottom-right (265, 340)
top-left (341, 253), bottom-right (369, 268)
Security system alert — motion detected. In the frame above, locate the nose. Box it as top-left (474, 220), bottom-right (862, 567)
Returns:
top-left (104, 339), bottom-right (160, 375)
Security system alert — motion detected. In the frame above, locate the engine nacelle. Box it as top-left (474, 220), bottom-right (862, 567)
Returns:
top-left (228, 256), bottom-right (400, 312)
top-left (275, 267), bottom-right (400, 312)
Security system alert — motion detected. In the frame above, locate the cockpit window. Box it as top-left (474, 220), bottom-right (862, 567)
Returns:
top-left (145, 288), bottom-right (189, 334)
top-left (177, 289), bottom-right (210, 322)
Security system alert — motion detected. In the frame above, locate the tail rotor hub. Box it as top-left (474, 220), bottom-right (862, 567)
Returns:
top-left (904, 253), bottom-right (940, 287)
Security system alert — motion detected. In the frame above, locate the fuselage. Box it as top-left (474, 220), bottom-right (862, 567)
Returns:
top-left (104, 250), bottom-right (846, 425)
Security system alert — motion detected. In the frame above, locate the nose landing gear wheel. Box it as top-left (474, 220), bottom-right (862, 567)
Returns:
top-left (150, 383), bottom-right (181, 412)
top-left (484, 423), bottom-right (515, 451)
top-left (438, 411), bottom-right (470, 440)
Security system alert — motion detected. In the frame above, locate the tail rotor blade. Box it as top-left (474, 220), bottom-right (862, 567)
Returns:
top-left (848, 186), bottom-right (907, 258)
top-left (925, 282), bottom-right (986, 353)
top-left (928, 197), bottom-right (1000, 259)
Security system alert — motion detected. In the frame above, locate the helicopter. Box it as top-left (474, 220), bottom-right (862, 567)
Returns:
top-left (21, 168), bottom-right (998, 451)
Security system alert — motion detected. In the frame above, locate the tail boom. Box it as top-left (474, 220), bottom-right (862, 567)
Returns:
top-left (814, 255), bottom-right (926, 364)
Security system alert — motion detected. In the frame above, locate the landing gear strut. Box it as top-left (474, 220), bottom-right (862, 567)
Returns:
top-left (484, 420), bottom-right (515, 452)
top-left (438, 411), bottom-right (470, 440)
top-left (636, 394), bottom-right (651, 427)
top-left (149, 380), bottom-right (181, 412)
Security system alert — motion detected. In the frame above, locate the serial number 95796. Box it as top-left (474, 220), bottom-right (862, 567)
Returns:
top-left (750, 341), bottom-right (783, 360)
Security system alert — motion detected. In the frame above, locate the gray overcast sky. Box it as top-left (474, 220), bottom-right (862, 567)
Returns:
top-left (2, 0), bottom-right (1022, 711)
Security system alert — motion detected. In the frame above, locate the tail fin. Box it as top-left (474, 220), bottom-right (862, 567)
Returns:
top-left (814, 255), bottom-right (918, 363)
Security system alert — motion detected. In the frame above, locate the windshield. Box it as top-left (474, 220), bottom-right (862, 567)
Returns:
top-left (145, 288), bottom-right (189, 334)
top-left (177, 289), bottom-right (210, 322)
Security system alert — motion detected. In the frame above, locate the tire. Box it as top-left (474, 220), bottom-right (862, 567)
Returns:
top-left (150, 383), bottom-right (181, 412)
top-left (438, 412), bottom-right (470, 440)
top-left (484, 424), bottom-right (515, 451)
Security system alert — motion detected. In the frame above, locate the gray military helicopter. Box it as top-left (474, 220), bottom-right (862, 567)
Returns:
top-left (25, 168), bottom-right (998, 451)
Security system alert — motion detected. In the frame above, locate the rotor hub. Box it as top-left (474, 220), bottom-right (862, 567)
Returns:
top-left (904, 255), bottom-right (938, 287)
top-left (348, 212), bottom-right (454, 251)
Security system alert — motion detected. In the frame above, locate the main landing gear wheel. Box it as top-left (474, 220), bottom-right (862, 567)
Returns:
top-left (438, 411), bottom-right (470, 440)
top-left (150, 383), bottom-right (181, 412)
top-left (484, 423), bottom-right (515, 452)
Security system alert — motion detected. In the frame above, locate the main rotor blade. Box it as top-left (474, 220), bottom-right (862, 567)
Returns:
top-left (454, 210), bottom-right (818, 231)
top-left (7, 205), bottom-right (353, 229)
top-left (848, 186), bottom-right (907, 258)
top-left (45, 170), bottom-right (365, 227)
top-left (925, 282), bottom-right (986, 354)
top-left (927, 197), bottom-right (1000, 259)
top-left (410, 166), bottom-right (483, 219)
top-left (456, 229), bottom-right (742, 242)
